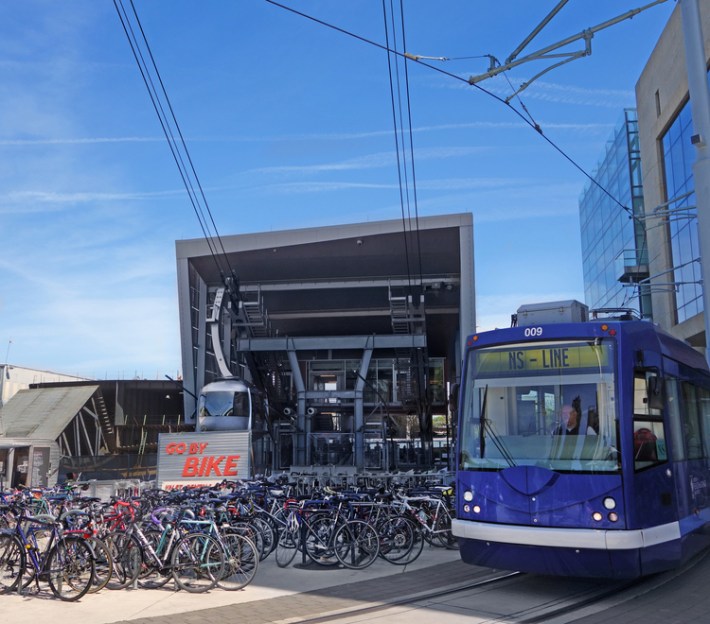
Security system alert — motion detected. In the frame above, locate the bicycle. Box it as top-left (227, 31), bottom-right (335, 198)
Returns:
top-left (393, 489), bottom-right (457, 549)
top-left (274, 496), bottom-right (359, 568)
top-left (331, 501), bottom-right (380, 570)
top-left (184, 504), bottom-right (259, 591)
top-left (105, 506), bottom-right (226, 593)
top-left (0, 502), bottom-right (95, 601)
top-left (60, 505), bottom-right (114, 593)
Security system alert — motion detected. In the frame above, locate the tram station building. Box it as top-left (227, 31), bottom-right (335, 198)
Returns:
top-left (175, 213), bottom-right (475, 473)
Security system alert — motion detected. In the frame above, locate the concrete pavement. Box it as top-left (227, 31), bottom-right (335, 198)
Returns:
top-left (7, 542), bottom-right (710, 624)
top-left (3, 544), bottom-right (465, 624)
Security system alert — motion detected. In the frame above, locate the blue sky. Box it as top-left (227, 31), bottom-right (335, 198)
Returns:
top-left (0, 1), bottom-right (676, 379)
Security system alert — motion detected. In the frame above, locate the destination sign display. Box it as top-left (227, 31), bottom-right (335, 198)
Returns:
top-left (474, 344), bottom-right (611, 376)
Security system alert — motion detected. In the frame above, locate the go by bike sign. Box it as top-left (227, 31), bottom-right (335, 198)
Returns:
top-left (157, 431), bottom-right (251, 489)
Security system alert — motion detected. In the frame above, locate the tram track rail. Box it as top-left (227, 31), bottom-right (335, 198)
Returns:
top-left (286, 551), bottom-right (710, 624)
top-left (289, 572), bottom-right (636, 624)
top-left (289, 569), bottom-right (523, 624)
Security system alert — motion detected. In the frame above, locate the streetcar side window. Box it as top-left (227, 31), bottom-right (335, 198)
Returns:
top-left (680, 382), bottom-right (703, 460)
top-left (633, 372), bottom-right (662, 417)
top-left (633, 421), bottom-right (666, 469)
top-left (698, 386), bottom-right (710, 458)
top-left (666, 376), bottom-right (708, 462)
top-left (634, 371), bottom-right (666, 470)
top-left (666, 377), bottom-right (685, 461)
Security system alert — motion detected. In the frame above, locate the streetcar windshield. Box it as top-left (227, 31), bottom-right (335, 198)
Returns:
top-left (459, 340), bottom-right (619, 473)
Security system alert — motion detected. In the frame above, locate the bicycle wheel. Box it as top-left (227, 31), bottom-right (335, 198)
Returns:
top-left (171, 533), bottom-right (224, 593)
top-left (334, 520), bottom-right (379, 570)
top-left (0, 534), bottom-right (25, 593)
top-left (432, 512), bottom-right (457, 549)
top-left (86, 536), bottom-right (113, 593)
top-left (378, 516), bottom-right (424, 565)
top-left (250, 516), bottom-right (276, 561)
top-left (19, 515), bottom-right (55, 592)
top-left (274, 526), bottom-right (299, 568)
top-left (217, 532), bottom-right (259, 591)
top-left (229, 522), bottom-right (266, 562)
top-left (304, 515), bottom-right (340, 567)
top-left (137, 529), bottom-right (171, 589)
top-left (47, 536), bottom-right (95, 601)
top-left (104, 532), bottom-right (141, 590)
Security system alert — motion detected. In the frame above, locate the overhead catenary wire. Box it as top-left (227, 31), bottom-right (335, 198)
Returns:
top-left (264, 0), bottom-right (670, 321)
top-left (264, 0), bottom-right (633, 217)
top-left (395, 1), bottom-right (425, 289)
top-left (381, 0), bottom-right (425, 296)
top-left (382, 4), bottom-right (413, 295)
top-left (113, 0), bottom-right (240, 295)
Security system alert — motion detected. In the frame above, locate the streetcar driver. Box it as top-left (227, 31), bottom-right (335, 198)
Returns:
top-left (554, 404), bottom-right (580, 435)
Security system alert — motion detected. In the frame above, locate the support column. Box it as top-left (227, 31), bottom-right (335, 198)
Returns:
top-left (353, 346), bottom-right (373, 470)
top-left (176, 257), bottom-right (199, 423)
top-left (287, 348), bottom-right (307, 466)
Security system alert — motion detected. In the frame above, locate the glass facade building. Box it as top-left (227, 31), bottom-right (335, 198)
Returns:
top-left (661, 94), bottom-right (702, 324)
top-left (579, 109), bottom-right (651, 319)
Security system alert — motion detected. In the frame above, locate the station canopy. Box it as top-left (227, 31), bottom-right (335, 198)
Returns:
top-left (177, 213), bottom-right (473, 362)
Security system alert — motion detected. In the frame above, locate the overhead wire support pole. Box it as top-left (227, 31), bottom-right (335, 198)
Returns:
top-left (468, 0), bottom-right (671, 99)
top-left (505, 0), bottom-right (570, 65)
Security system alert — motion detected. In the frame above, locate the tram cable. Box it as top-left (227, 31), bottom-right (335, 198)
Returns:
top-left (392, 1), bottom-right (425, 289)
top-left (113, 0), bottom-right (241, 298)
top-left (264, 0), bottom-right (633, 217)
top-left (265, 0), bottom-right (660, 322)
top-left (381, 0), bottom-right (425, 294)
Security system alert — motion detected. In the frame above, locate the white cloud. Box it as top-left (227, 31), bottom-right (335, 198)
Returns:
top-left (250, 145), bottom-right (489, 176)
top-left (0, 137), bottom-right (164, 146)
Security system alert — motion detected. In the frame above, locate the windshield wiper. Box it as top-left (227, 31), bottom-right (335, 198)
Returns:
top-left (479, 384), bottom-right (516, 467)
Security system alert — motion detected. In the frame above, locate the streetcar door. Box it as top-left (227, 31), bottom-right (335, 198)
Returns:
top-left (630, 368), bottom-right (675, 531)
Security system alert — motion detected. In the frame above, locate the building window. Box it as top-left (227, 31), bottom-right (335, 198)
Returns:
top-left (579, 110), bottom-right (650, 318)
top-left (661, 99), bottom-right (702, 323)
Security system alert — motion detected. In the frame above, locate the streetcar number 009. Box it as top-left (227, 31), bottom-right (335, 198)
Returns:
top-left (524, 327), bottom-right (543, 337)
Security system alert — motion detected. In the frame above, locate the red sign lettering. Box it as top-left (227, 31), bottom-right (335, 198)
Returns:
top-left (224, 455), bottom-right (239, 476)
top-left (182, 456), bottom-right (200, 477)
top-left (166, 442), bottom-right (187, 455)
top-left (181, 454), bottom-right (241, 478)
top-left (166, 441), bottom-right (209, 455)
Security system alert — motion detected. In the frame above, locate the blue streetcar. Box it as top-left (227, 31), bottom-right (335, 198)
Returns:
top-left (453, 301), bottom-right (710, 578)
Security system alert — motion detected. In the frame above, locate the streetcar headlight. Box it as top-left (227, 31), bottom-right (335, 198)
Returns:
top-left (463, 504), bottom-right (471, 513)
top-left (463, 490), bottom-right (474, 502)
top-left (608, 512), bottom-right (619, 522)
top-left (473, 505), bottom-right (481, 514)
top-left (592, 512), bottom-right (603, 522)
top-left (603, 497), bottom-right (616, 510)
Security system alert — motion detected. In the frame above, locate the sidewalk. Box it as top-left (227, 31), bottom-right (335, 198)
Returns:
top-left (4, 545), bottom-right (465, 624)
